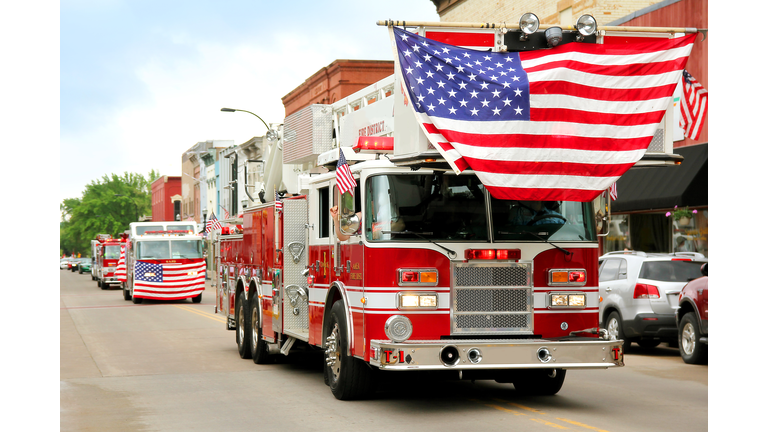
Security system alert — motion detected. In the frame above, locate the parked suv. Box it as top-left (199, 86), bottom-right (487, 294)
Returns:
top-left (676, 262), bottom-right (708, 364)
top-left (598, 251), bottom-right (707, 351)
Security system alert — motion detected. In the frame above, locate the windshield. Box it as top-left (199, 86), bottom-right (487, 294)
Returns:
top-left (365, 173), bottom-right (596, 242)
top-left (103, 245), bottom-right (122, 259)
top-left (639, 260), bottom-right (706, 282)
top-left (137, 239), bottom-right (203, 259)
top-left (135, 225), bottom-right (163, 235)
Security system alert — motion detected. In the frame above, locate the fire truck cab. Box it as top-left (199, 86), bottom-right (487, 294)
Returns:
top-left (96, 236), bottom-right (125, 290)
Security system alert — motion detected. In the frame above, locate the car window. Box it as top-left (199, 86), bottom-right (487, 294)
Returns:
top-left (639, 260), bottom-right (706, 282)
top-left (618, 259), bottom-right (627, 280)
top-left (599, 259), bottom-right (621, 282)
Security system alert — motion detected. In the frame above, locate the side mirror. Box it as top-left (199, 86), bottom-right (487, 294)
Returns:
top-left (701, 262), bottom-right (708, 277)
top-left (340, 213), bottom-right (360, 236)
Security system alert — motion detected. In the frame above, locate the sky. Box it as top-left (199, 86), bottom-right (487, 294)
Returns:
top-left (58, 0), bottom-right (439, 204)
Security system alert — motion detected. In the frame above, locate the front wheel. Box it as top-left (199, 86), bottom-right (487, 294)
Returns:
top-left (123, 287), bottom-right (132, 301)
top-left (679, 312), bottom-right (707, 364)
top-left (191, 293), bottom-right (202, 303)
top-left (131, 286), bottom-right (142, 304)
top-left (512, 369), bottom-right (567, 395)
top-left (236, 292), bottom-right (252, 359)
top-left (325, 301), bottom-right (376, 400)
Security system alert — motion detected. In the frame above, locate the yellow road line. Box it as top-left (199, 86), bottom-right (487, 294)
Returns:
top-left (174, 305), bottom-right (227, 323)
top-left (531, 418), bottom-right (569, 429)
top-left (496, 399), bottom-right (547, 415)
top-left (556, 418), bottom-right (610, 432)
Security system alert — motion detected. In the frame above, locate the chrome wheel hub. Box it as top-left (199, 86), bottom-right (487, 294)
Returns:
top-left (681, 322), bottom-right (696, 355)
top-left (237, 304), bottom-right (245, 343)
top-left (251, 307), bottom-right (259, 349)
top-left (325, 323), bottom-right (341, 380)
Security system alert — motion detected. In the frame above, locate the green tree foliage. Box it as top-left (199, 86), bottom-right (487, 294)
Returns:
top-left (60, 170), bottom-right (159, 256)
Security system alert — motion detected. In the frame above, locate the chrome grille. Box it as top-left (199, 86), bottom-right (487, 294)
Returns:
top-left (452, 262), bottom-right (533, 335)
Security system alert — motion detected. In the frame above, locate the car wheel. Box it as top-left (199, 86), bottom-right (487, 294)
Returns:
top-left (606, 311), bottom-right (631, 352)
top-left (325, 301), bottom-right (376, 400)
top-left (512, 369), bottom-right (567, 396)
top-left (191, 293), bottom-right (202, 303)
top-left (679, 312), bottom-right (707, 364)
top-left (236, 292), bottom-right (252, 359)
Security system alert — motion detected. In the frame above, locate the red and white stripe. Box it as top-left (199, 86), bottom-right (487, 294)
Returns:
top-left (401, 33), bottom-right (696, 202)
top-left (115, 245), bottom-right (126, 282)
top-left (133, 260), bottom-right (206, 300)
top-left (679, 70), bottom-right (707, 140)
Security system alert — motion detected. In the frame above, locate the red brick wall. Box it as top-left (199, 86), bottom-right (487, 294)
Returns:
top-left (151, 176), bottom-right (181, 222)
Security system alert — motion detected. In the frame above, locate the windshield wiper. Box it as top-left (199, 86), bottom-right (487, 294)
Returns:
top-left (500, 230), bottom-right (572, 256)
top-left (383, 230), bottom-right (457, 258)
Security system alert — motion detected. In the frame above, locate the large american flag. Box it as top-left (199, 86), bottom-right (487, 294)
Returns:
top-left (115, 245), bottom-right (127, 282)
top-left (679, 69), bottom-right (707, 141)
top-left (133, 260), bottom-right (206, 300)
top-left (391, 27), bottom-right (696, 202)
top-left (335, 150), bottom-right (357, 195)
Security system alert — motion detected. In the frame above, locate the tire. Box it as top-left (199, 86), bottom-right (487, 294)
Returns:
top-left (325, 301), bottom-right (376, 400)
top-left (250, 298), bottom-right (272, 364)
top-left (605, 311), bottom-right (631, 352)
top-left (79, 268), bottom-right (83, 274)
top-left (678, 312), bottom-right (707, 364)
top-left (512, 369), bottom-right (567, 396)
top-left (236, 292), bottom-right (252, 359)
top-left (131, 286), bottom-right (142, 304)
top-left (100, 280), bottom-right (109, 290)
top-left (191, 293), bottom-right (202, 303)
top-left (97, 279), bottom-right (102, 288)
top-left (123, 287), bottom-right (132, 301)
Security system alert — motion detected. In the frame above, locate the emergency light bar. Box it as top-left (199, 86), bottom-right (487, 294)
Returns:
top-left (143, 230), bottom-right (193, 235)
top-left (464, 249), bottom-right (521, 260)
top-left (353, 136), bottom-right (394, 154)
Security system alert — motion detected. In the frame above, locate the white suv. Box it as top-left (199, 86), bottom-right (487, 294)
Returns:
top-left (598, 251), bottom-right (707, 351)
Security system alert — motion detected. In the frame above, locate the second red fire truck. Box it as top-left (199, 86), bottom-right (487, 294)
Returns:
top-left (211, 18), bottom-right (702, 399)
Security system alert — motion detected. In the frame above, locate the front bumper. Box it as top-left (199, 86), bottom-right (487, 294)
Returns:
top-left (369, 337), bottom-right (624, 370)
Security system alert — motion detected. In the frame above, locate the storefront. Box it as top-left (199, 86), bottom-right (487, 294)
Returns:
top-left (603, 143), bottom-right (708, 257)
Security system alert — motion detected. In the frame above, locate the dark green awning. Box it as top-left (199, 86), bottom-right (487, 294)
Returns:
top-left (612, 143), bottom-right (707, 212)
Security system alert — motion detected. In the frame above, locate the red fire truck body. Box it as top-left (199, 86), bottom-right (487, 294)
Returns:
top-left (212, 20), bottom-right (700, 399)
top-left (96, 237), bottom-right (125, 290)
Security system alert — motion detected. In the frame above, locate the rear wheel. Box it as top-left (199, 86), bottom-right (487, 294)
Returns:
top-left (236, 292), bottom-right (252, 359)
top-left (605, 311), bottom-right (631, 352)
top-left (325, 301), bottom-right (376, 400)
top-left (250, 299), bottom-right (272, 364)
top-left (679, 312), bottom-right (707, 364)
top-left (512, 369), bottom-right (567, 396)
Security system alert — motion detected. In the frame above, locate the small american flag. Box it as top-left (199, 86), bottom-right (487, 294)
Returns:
top-left (335, 150), bottom-right (356, 195)
top-left (679, 69), bottom-right (707, 141)
top-left (133, 260), bottom-right (206, 300)
top-left (219, 205), bottom-right (230, 220)
top-left (609, 183), bottom-right (618, 201)
top-left (206, 213), bottom-right (222, 232)
top-left (115, 245), bottom-right (127, 282)
top-left (391, 27), bottom-right (696, 202)
top-left (275, 190), bottom-right (283, 211)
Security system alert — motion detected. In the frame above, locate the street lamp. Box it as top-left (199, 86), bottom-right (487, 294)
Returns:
top-left (220, 107), bottom-right (279, 141)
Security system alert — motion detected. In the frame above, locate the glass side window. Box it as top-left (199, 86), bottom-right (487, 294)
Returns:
top-left (103, 245), bottom-right (121, 260)
top-left (135, 225), bottom-right (163, 235)
top-left (639, 260), bottom-right (706, 282)
top-left (618, 259), bottom-right (628, 280)
top-left (599, 259), bottom-right (621, 282)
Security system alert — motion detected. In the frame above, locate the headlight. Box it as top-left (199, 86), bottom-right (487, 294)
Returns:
top-left (519, 13), bottom-right (540, 35)
top-left (548, 292), bottom-right (587, 309)
top-left (576, 14), bottom-right (597, 37)
top-left (384, 315), bottom-right (413, 343)
top-left (397, 292), bottom-right (438, 310)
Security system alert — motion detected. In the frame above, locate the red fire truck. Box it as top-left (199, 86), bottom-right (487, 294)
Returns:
top-left (96, 236), bottom-right (126, 290)
top-left (122, 221), bottom-right (205, 304)
top-left (211, 18), bottom-right (703, 399)
top-left (90, 234), bottom-right (111, 281)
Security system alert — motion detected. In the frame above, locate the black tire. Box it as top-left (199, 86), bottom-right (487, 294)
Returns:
top-left (131, 286), bottom-right (142, 304)
top-left (678, 312), bottom-right (707, 364)
top-left (123, 287), bottom-right (132, 301)
top-left (512, 369), bottom-right (567, 396)
top-left (79, 268), bottom-right (83, 274)
top-left (191, 293), bottom-right (202, 303)
top-left (250, 298), bottom-right (272, 364)
top-left (97, 279), bottom-right (102, 288)
top-left (637, 340), bottom-right (661, 348)
top-left (325, 301), bottom-right (376, 400)
top-left (605, 311), bottom-right (631, 352)
top-left (100, 280), bottom-right (109, 290)
top-left (236, 292), bottom-right (252, 359)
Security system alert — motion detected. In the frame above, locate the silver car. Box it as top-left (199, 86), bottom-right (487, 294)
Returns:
top-left (598, 251), bottom-right (707, 351)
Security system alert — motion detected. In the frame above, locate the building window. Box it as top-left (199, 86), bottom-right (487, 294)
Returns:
top-left (605, 214), bottom-right (629, 252)
top-left (673, 210), bottom-right (708, 257)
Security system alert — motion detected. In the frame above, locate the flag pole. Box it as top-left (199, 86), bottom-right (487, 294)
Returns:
top-left (376, 20), bottom-right (706, 36)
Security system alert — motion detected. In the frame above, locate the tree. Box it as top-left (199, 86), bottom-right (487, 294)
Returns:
top-left (60, 170), bottom-right (159, 256)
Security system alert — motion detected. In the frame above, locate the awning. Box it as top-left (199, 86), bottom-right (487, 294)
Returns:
top-left (612, 143), bottom-right (707, 212)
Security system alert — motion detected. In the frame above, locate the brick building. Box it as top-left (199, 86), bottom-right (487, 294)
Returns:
top-left (150, 175), bottom-right (182, 222)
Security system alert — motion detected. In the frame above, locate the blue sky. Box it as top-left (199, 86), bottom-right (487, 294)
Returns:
top-left (59, 0), bottom-right (438, 203)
